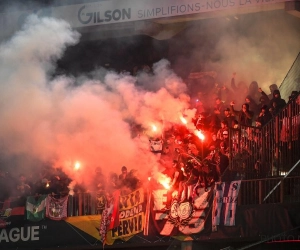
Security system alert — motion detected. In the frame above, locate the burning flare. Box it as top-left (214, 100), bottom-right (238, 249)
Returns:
top-left (158, 175), bottom-right (171, 190)
top-left (151, 124), bottom-right (157, 132)
top-left (194, 130), bottom-right (205, 141)
top-left (74, 161), bottom-right (81, 170)
top-left (180, 116), bottom-right (187, 125)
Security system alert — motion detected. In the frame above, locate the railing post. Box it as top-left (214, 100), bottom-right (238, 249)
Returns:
top-left (259, 180), bottom-right (263, 204)
top-left (67, 195), bottom-right (74, 217)
top-left (274, 116), bottom-right (280, 176)
top-left (280, 180), bottom-right (284, 203)
top-left (238, 184), bottom-right (242, 206)
top-left (78, 193), bottom-right (83, 216)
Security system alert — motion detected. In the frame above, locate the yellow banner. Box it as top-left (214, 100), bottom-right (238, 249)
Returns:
top-left (111, 188), bottom-right (145, 239)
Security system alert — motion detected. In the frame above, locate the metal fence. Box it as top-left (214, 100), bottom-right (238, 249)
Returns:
top-left (66, 175), bottom-right (300, 216)
top-left (238, 175), bottom-right (300, 205)
top-left (229, 94), bottom-right (300, 180)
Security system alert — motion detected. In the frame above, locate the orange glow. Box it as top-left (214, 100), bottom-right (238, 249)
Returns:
top-left (161, 181), bottom-right (170, 190)
top-left (180, 116), bottom-right (187, 125)
top-left (74, 161), bottom-right (81, 170)
top-left (194, 130), bottom-right (205, 141)
top-left (151, 124), bottom-right (157, 132)
top-left (148, 176), bottom-right (151, 181)
top-left (158, 175), bottom-right (171, 190)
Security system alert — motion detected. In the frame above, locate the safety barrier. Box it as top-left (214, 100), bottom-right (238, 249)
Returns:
top-left (65, 175), bottom-right (300, 217)
top-left (229, 93), bottom-right (300, 180)
top-left (238, 175), bottom-right (300, 205)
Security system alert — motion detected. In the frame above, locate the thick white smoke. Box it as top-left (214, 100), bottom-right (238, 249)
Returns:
top-left (0, 15), bottom-right (195, 189)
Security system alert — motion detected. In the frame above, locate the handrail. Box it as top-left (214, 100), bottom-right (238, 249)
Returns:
top-left (263, 159), bottom-right (300, 202)
top-left (228, 92), bottom-right (300, 180)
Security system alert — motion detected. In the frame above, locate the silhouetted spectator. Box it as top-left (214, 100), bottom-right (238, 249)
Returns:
top-left (269, 89), bottom-right (286, 115)
top-left (119, 166), bottom-right (128, 182)
top-left (245, 95), bottom-right (259, 117)
top-left (223, 108), bottom-right (235, 128)
top-left (217, 120), bottom-right (229, 140)
top-left (213, 97), bottom-right (225, 122)
top-left (230, 101), bottom-right (254, 126)
top-left (268, 83), bottom-right (279, 100)
top-left (248, 80), bottom-right (261, 103)
top-left (257, 105), bottom-right (272, 126)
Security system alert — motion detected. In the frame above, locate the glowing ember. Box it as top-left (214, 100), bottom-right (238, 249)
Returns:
top-left (148, 176), bottom-right (151, 181)
top-left (151, 124), bottom-right (157, 132)
top-left (194, 130), bottom-right (205, 141)
top-left (74, 161), bottom-right (81, 170)
top-left (158, 176), bottom-right (171, 190)
top-left (161, 181), bottom-right (170, 190)
top-left (46, 182), bottom-right (50, 188)
top-left (180, 116), bottom-right (187, 124)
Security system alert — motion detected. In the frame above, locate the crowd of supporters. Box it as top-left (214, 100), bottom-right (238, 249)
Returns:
top-left (0, 167), bottom-right (71, 202)
top-left (155, 72), bottom-right (300, 192)
top-left (0, 67), bottom-right (299, 210)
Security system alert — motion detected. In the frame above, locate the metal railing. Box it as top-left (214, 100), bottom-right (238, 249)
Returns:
top-left (2, 175), bottom-right (299, 218)
top-left (238, 175), bottom-right (300, 205)
top-left (229, 94), bottom-right (300, 180)
top-left (65, 175), bottom-right (300, 216)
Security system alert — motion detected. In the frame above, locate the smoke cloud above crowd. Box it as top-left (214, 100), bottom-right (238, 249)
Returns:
top-left (169, 10), bottom-right (300, 92)
top-left (0, 14), bottom-right (195, 188)
top-left (0, 2), bottom-right (299, 191)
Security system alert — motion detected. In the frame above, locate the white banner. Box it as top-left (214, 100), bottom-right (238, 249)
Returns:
top-left (212, 180), bottom-right (241, 227)
top-left (51, 0), bottom-right (287, 28)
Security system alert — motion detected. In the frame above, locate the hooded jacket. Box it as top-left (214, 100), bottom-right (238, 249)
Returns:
top-left (269, 89), bottom-right (286, 114)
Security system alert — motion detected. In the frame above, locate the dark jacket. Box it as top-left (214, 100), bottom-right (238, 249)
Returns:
top-left (269, 90), bottom-right (286, 114)
top-left (230, 103), bottom-right (254, 126)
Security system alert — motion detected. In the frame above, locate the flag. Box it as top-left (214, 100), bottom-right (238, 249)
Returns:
top-left (111, 188), bottom-right (144, 239)
top-left (26, 195), bottom-right (47, 222)
top-left (212, 180), bottom-right (241, 228)
top-left (46, 195), bottom-right (69, 221)
top-left (0, 199), bottom-right (25, 228)
top-left (108, 190), bottom-right (120, 230)
top-left (99, 190), bottom-right (120, 246)
top-left (151, 185), bottom-right (212, 236)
